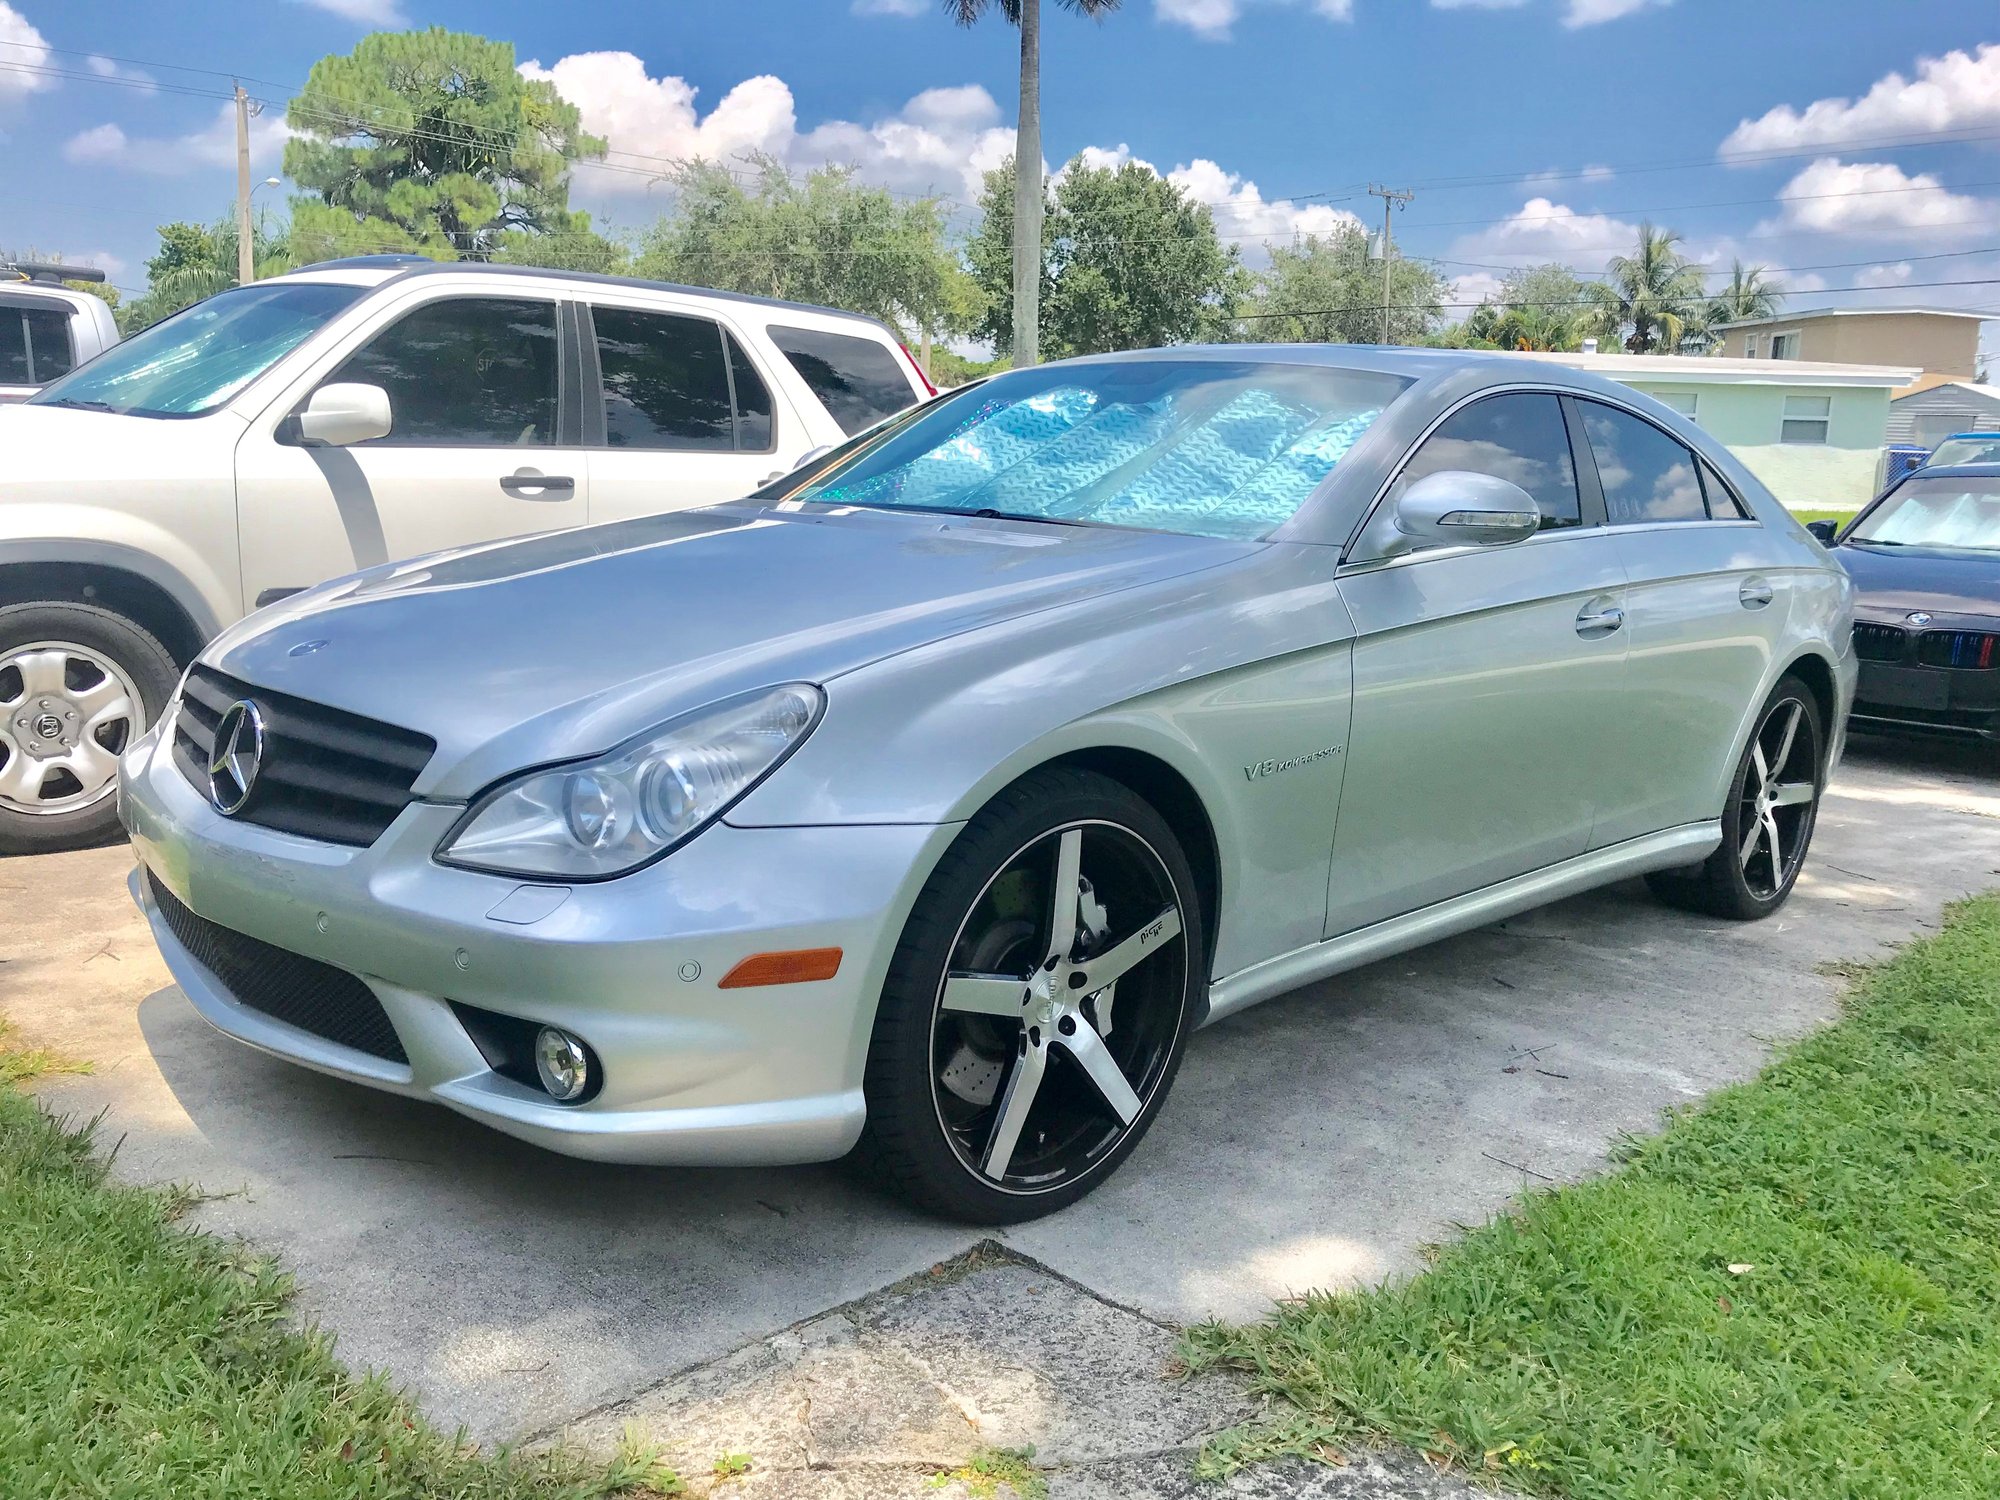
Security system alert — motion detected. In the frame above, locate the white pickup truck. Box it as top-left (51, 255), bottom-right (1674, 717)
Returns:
top-left (1, 264), bottom-right (120, 404)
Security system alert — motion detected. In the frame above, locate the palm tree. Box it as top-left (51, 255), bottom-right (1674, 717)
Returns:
top-left (1584, 222), bottom-right (1708, 354)
top-left (1709, 258), bottom-right (1785, 326)
top-left (949, 0), bottom-right (1119, 367)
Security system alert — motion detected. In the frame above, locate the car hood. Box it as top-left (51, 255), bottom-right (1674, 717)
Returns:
top-left (1836, 540), bottom-right (2000, 620)
top-left (207, 503), bottom-right (1255, 800)
top-left (0, 401), bottom-right (239, 491)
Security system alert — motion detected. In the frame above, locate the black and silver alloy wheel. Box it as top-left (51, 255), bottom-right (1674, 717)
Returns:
top-left (0, 602), bottom-right (179, 856)
top-left (864, 768), bottom-right (1203, 1222)
top-left (1647, 673), bottom-right (1826, 921)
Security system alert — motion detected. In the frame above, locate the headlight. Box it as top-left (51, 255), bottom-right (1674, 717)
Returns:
top-left (437, 684), bottom-right (823, 880)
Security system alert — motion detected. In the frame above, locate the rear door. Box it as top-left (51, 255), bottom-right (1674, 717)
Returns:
top-left (1578, 397), bottom-right (1787, 844)
top-left (581, 299), bottom-right (805, 524)
top-left (765, 322), bottom-right (926, 439)
top-left (1327, 390), bottom-right (1629, 935)
top-left (0, 298), bottom-right (77, 403)
top-left (234, 290), bottom-right (588, 605)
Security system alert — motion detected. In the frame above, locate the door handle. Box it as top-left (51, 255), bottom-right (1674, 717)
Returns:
top-left (1575, 598), bottom-right (1625, 639)
top-left (500, 468), bottom-right (575, 499)
top-left (1739, 576), bottom-right (1775, 609)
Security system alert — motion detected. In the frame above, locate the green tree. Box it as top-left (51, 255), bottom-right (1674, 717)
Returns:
top-left (949, 0), bottom-right (1120, 367)
top-left (118, 214), bottom-right (293, 333)
top-left (634, 156), bottom-right (975, 346)
top-left (1481, 263), bottom-right (1594, 351)
top-left (1583, 222), bottom-right (1707, 354)
top-left (489, 221), bottom-right (629, 275)
top-left (1236, 226), bottom-right (1445, 346)
top-left (1708, 258), bottom-right (1784, 325)
top-left (968, 157), bottom-right (1243, 358)
top-left (284, 27), bottom-right (605, 263)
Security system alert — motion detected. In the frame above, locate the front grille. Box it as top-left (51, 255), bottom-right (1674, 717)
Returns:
top-left (146, 870), bottom-right (408, 1064)
top-left (173, 665), bottom-right (435, 847)
top-left (1916, 629), bottom-right (1998, 671)
top-left (1850, 621), bottom-right (1908, 662)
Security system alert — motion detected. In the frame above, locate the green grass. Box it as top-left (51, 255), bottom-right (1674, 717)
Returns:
top-left (0, 1015), bottom-right (90, 1087)
top-left (1186, 894), bottom-right (2000, 1499)
top-left (0, 1026), bottom-right (680, 1498)
top-left (1786, 507), bottom-right (1859, 529)
top-left (932, 1446), bottom-right (1046, 1499)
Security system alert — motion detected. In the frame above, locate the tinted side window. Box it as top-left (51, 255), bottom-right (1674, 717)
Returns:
top-left (768, 324), bottom-right (915, 437)
top-left (0, 312), bottom-right (27, 385)
top-left (331, 297), bottom-right (557, 447)
top-left (23, 308), bottom-right (73, 381)
top-left (1399, 392), bottom-right (1581, 530)
top-left (726, 332), bottom-right (774, 451)
top-left (593, 306), bottom-right (734, 452)
top-left (1580, 400), bottom-right (1705, 524)
top-left (1698, 458), bottom-right (1751, 519)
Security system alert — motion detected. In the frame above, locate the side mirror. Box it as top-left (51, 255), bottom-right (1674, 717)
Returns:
top-left (1805, 519), bottom-right (1839, 543)
top-left (791, 443), bottom-right (834, 473)
top-left (295, 382), bottom-right (392, 447)
top-left (1392, 470), bottom-right (1542, 548)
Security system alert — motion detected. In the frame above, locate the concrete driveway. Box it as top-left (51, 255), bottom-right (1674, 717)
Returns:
top-left (5, 735), bottom-right (1997, 1492)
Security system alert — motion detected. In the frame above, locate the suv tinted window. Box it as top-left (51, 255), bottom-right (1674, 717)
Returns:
top-left (1399, 392), bottom-right (1581, 530)
top-left (768, 324), bottom-right (915, 436)
top-left (589, 306), bottom-right (778, 453)
top-left (330, 297), bottom-right (558, 447)
top-left (0, 306), bottom-right (74, 385)
top-left (1580, 400), bottom-right (1705, 523)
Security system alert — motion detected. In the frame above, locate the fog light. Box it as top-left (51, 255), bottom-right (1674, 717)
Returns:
top-left (534, 1026), bottom-right (592, 1103)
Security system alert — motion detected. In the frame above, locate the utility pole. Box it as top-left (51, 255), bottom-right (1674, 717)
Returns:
top-left (1368, 184), bottom-right (1414, 346)
top-left (234, 82), bottom-right (254, 286)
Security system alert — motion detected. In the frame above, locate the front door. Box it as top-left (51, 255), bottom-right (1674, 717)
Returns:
top-left (1326, 390), bottom-right (1628, 936)
top-left (235, 292), bottom-right (588, 607)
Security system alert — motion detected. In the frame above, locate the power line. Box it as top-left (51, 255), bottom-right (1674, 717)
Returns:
top-left (1233, 274), bottom-right (2000, 320)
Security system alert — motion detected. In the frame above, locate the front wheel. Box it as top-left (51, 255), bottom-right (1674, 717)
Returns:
top-left (0, 603), bottom-right (178, 856)
top-left (861, 768), bottom-right (1204, 1223)
top-left (1646, 675), bottom-right (1826, 921)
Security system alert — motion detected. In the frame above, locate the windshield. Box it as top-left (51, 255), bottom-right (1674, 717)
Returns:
top-left (1850, 475), bottom-right (2000, 551)
top-left (29, 281), bottom-right (366, 418)
top-left (789, 360), bottom-right (1409, 540)
top-left (1927, 436), bottom-right (2000, 468)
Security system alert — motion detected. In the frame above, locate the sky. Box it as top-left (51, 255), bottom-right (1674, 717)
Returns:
top-left (3, 0), bottom-right (1998, 366)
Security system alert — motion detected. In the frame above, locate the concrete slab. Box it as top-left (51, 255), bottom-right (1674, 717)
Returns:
top-left (4, 734), bottom-right (1996, 1489)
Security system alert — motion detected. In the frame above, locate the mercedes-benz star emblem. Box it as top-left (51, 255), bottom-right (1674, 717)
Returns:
top-left (1907, 611), bottom-right (1934, 626)
top-left (207, 701), bottom-right (266, 816)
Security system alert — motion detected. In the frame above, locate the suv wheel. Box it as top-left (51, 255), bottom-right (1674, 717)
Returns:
top-left (0, 603), bottom-right (178, 855)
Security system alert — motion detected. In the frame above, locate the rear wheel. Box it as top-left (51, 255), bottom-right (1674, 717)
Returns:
top-left (861, 768), bottom-right (1203, 1223)
top-left (0, 603), bottom-right (177, 855)
top-left (1646, 675), bottom-right (1825, 921)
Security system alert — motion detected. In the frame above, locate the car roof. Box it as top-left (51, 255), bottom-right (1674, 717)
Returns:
top-left (1907, 462), bottom-right (2000, 478)
top-left (275, 256), bottom-right (904, 335)
top-left (1936, 432), bottom-right (2000, 441)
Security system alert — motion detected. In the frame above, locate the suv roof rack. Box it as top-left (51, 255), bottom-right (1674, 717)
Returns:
top-left (3, 261), bottom-right (107, 285)
top-left (292, 254), bottom-right (440, 273)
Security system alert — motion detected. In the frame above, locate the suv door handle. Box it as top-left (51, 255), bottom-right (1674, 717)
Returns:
top-left (1575, 598), bottom-right (1625, 639)
top-left (1739, 576), bottom-right (1775, 609)
top-left (500, 468), bottom-right (574, 498)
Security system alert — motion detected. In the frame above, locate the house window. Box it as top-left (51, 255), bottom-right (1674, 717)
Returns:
top-left (1744, 334), bottom-right (1759, 358)
top-left (1769, 331), bottom-right (1800, 360)
top-left (1655, 390), bottom-right (1699, 420)
top-left (1781, 394), bottom-right (1831, 445)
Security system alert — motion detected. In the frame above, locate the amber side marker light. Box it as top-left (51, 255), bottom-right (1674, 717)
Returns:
top-left (718, 947), bottom-right (844, 989)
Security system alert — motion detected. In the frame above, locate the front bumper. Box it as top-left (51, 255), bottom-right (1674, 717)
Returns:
top-left (119, 723), bottom-right (958, 1165)
top-left (1850, 625), bottom-right (2000, 743)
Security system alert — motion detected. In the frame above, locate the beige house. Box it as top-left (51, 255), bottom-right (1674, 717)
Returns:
top-left (1713, 306), bottom-right (1991, 378)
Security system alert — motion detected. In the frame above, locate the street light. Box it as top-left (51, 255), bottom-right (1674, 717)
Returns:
top-left (252, 176), bottom-right (281, 198)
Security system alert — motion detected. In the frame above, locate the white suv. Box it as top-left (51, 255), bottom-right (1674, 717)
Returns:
top-left (0, 256), bottom-right (932, 852)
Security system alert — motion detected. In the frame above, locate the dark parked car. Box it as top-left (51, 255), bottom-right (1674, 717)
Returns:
top-left (1809, 464), bottom-right (2000, 747)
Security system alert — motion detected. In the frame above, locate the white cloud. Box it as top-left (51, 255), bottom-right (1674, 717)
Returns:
top-left (63, 100), bottom-right (289, 175)
top-left (1561, 0), bottom-right (1667, 24)
top-left (1155, 0), bottom-right (1350, 42)
top-left (1853, 262), bottom-right (1913, 289)
top-left (295, 0), bottom-right (407, 22)
top-left (521, 52), bottom-right (1016, 203)
top-left (1720, 43), bottom-right (2000, 159)
top-left (1522, 162), bottom-right (1613, 189)
top-left (1764, 157), bottom-right (1997, 239)
top-left (84, 54), bottom-right (155, 91)
top-left (1462, 195), bottom-right (1643, 260)
top-left (852, 0), bottom-right (928, 12)
top-left (1165, 157), bottom-right (1364, 247)
top-left (0, 2), bottom-right (53, 98)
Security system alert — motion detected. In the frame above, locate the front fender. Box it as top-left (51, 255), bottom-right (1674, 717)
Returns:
top-left (0, 525), bottom-right (234, 640)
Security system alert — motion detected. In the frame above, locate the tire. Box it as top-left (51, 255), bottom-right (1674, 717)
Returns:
top-left (0, 602), bottom-right (179, 856)
top-left (860, 767), bottom-right (1206, 1223)
top-left (1646, 674), bottom-right (1826, 921)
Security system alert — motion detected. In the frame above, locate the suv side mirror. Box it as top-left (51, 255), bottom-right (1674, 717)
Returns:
top-left (1804, 519), bottom-right (1839, 543)
top-left (295, 382), bottom-right (392, 447)
top-left (1393, 470), bottom-right (1542, 548)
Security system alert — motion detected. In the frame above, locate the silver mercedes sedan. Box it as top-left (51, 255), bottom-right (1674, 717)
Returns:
top-left (119, 347), bottom-right (1855, 1223)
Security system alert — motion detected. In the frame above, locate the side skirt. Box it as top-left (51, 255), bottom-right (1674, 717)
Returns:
top-left (1201, 821), bottom-right (1722, 1027)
